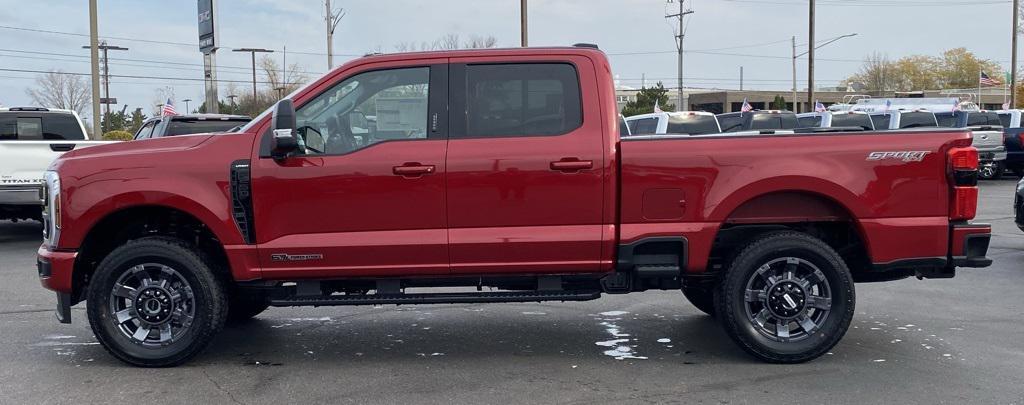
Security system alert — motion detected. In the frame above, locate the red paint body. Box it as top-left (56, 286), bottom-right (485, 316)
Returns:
top-left (38, 48), bottom-right (990, 294)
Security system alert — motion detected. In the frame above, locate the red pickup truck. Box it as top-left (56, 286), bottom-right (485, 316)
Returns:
top-left (37, 46), bottom-right (991, 367)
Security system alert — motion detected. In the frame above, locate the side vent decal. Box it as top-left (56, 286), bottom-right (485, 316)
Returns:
top-left (230, 160), bottom-right (256, 244)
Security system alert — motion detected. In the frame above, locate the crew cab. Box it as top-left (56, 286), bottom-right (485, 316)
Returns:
top-left (717, 110), bottom-right (798, 133)
top-left (997, 110), bottom-right (1024, 176)
top-left (935, 110), bottom-right (1007, 179)
top-left (796, 111), bottom-right (875, 131)
top-left (624, 111), bottom-right (721, 136)
top-left (36, 46), bottom-right (992, 367)
top-left (133, 114), bottom-right (251, 140)
top-left (0, 107), bottom-right (112, 222)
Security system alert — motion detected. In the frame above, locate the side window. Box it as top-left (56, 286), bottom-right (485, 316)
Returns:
top-left (459, 63), bottom-right (582, 138)
top-left (718, 115), bottom-right (743, 132)
top-left (135, 122), bottom-right (156, 139)
top-left (798, 116), bottom-right (822, 128)
top-left (41, 114), bottom-right (85, 140)
top-left (631, 118), bottom-right (659, 134)
top-left (999, 113), bottom-right (1011, 129)
top-left (870, 114), bottom-right (891, 129)
top-left (295, 67), bottom-right (430, 155)
top-left (935, 113), bottom-right (958, 128)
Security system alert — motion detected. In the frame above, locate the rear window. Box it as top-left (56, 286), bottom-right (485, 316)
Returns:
top-left (461, 63), bottom-right (582, 138)
top-left (798, 116), bottom-right (822, 128)
top-left (0, 112), bottom-right (84, 140)
top-left (717, 114), bottom-right (743, 132)
top-left (830, 114), bottom-right (874, 131)
top-left (871, 114), bottom-right (891, 129)
top-left (898, 112), bottom-right (937, 129)
top-left (666, 114), bottom-right (719, 135)
top-left (627, 118), bottom-right (659, 135)
top-left (967, 112), bottom-right (1001, 127)
top-left (164, 119), bottom-right (249, 136)
top-left (750, 113), bottom-right (798, 130)
top-left (934, 113), bottom-right (957, 128)
top-left (999, 113), bottom-right (1012, 128)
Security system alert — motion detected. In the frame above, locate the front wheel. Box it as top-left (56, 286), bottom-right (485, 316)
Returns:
top-left (86, 236), bottom-right (228, 367)
top-left (714, 231), bottom-right (855, 363)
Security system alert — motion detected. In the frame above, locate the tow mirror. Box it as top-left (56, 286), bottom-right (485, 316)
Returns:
top-left (271, 99), bottom-right (298, 160)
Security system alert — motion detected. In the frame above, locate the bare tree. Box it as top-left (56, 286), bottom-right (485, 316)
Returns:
top-left (394, 34), bottom-right (498, 53)
top-left (24, 70), bottom-right (91, 118)
top-left (846, 53), bottom-right (899, 94)
top-left (258, 56), bottom-right (309, 95)
top-left (464, 35), bottom-right (498, 49)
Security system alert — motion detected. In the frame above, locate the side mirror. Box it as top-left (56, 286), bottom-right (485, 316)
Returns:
top-left (271, 100), bottom-right (298, 160)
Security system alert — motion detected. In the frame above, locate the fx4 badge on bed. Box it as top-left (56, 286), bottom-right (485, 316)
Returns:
top-left (270, 253), bottom-right (325, 262)
top-left (866, 151), bottom-right (930, 162)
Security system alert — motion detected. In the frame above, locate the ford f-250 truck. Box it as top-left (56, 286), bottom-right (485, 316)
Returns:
top-left (36, 46), bottom-right (992, 367)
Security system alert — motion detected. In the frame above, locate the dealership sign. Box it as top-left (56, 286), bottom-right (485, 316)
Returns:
top-left (198, 0), bottom-right (218, 53)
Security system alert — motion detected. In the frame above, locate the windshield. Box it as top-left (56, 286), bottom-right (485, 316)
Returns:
top-left (830, 114), bottom-right (873, 130)
top-left (898, 112), bottom-right (937, 129)
top-left (165, 119), bottom-right (251, 136)
top-left (666, 114), bottom-right (719, 135)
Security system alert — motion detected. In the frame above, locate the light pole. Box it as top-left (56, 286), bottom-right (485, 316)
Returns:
top-left (808, 0), bottom-right (815, 112)
top-left (232, 48), bottom-right (274, 101)
top-left (521, 0), bottom-right (528, 47)
top-left (182, 98), bottom-right (192, 113)
top-left (227, 94), bottom-right (238, 114)
top-left (793, 33), bottom-right (857, 112)
top-left (1012, 0), bottom-right (1019, 108)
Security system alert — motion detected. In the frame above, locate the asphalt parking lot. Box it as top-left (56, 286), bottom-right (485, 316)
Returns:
top-left (1, 180), bottom-right (1023, 405)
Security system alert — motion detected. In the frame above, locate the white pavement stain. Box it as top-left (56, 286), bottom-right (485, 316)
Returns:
top-left (593, 310), bottom-right (647, 360)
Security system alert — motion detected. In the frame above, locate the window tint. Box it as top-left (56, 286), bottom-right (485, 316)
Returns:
top-left (0, 113), bottom-right (62, 140)
top-left (164, 119), bottom-right (249, 136)
top-left (41, 113), bottom-right (85, 140)
top-left (462, 63), bottom-right (582, 137)
top-left (295, 67), bottom-right (429, 155)
top-left (619, 115), bottom-right (631, 137)
top-left (934, 113), bottom-right (958, 128)
top-left (798, 116), bottom-right (822, 128)
top-left (750, 113), bottom-right (797, 130)
top-left (135, 122), bottom-right (156, 140)
top-left (831, 114), bottom-right (873, 130)
top-left (666, 114), bottom-right (719, 135)
top-left (899, 112), bottom-right (937, 128)
top-left (0, 113), bottom-right (16, 140)
top-left (966, 112), bottom-right (1001, 127)
top-left (629, 118), bottom-right (659, 135)
top-left (871, 114), bottom-right (891, 129)
top-left (999, 113), bottom-right (1011, 128)
top-left (717, 114), bottom-right (743, 132)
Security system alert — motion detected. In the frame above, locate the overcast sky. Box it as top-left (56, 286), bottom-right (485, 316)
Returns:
top-left (0, 0), bottom-right (1017, 119)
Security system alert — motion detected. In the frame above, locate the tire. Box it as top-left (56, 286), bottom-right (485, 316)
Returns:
top-left (979, 162), bottom-right (1002, 180)
top-left (682, 286), bottom-right (716, 316)
top-left (714, 231), bottom-right (855, 363)
top-left (86, 236), bottom-right (228, 367)
top-left (227, 290), bottom-right (270, 323)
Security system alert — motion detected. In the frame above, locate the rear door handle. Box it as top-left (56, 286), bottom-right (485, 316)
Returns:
top-left (50, 144), bottom-right (76, 152)
top-left (550, 158), bottom-right (593, 172)
top-left (393, 163), bottom-right (436, 177)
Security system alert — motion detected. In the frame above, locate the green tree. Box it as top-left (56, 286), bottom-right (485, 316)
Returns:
top-left (101, 110), bottom-right (131, 132)
top-left (128, 109), bottom-right (147, 134)
top-left (102, 130), bottom-right (133, 141)
top-left (620, 82), bottom-right (676, 117)
top-left (771, 95), bottom-right (787, 110)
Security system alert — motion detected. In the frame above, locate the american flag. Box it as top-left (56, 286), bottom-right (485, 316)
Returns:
top-left (162, 98), bottom-right (177, 116)
top-left (980, 72), bottom-right (1000, 87)
top-left (740, 98), bottom-right (752, 113)
top-left (653, 99), bottom-right (663, 113)
top-left (814, 101), bottom-right (826, 113)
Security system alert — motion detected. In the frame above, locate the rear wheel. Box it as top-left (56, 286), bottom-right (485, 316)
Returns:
top-left (86, 236), bottom-right (227, 367)
top-left (681, 286), bottom-right (716, 316)
top-left (715, 231), bottom-right (854, 363)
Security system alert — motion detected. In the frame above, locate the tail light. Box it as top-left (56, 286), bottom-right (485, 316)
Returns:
top-left (1018, 132), bottom-right (1024, 147)
top-left (948, 146), bottom-right (979, 220)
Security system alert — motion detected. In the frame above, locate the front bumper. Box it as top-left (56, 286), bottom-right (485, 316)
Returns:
top-left (37, 245), bottom-right (77, 324)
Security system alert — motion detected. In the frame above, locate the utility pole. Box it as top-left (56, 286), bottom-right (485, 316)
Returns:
top-left (227, 94), bottom-right (238, 114)
top-left (667, 0), bottom-right (694, 111)
top-left (739, 66), bottom-right (744, 91)
top-left (182, 98), bottom-right (192, 113)
top-left (807, 0), bottom-right (816, 113)
top-left (82, 42), bottom-right (127, 133)
top-left (792, 36), bottom-right (798, 113)
top-left (88, 0), bottom-right (100, 138)
top-left (232, 48), bottom-right (274, 101)
top-left (1012, 0), bottom-right (1019, 108)
top-left (521, 0), bottom-right (528, 47)
top-left (325, 0), bottom-right (344, 69)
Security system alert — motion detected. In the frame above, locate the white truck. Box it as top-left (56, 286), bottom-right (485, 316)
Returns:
top-left (0, 107), bottom-right (113, 221)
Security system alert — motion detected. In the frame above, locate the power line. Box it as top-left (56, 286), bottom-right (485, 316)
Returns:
top-left (0, 67), bottom-right (286, 85)
top-left (722, 0), bottom-right (1010, 6)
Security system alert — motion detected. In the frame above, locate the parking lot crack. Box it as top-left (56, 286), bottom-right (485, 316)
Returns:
top-left (202, 369), bottom-right (245, 405)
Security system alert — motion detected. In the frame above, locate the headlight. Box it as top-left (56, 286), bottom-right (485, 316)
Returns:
top-left (42, 171), bottom-right (61, 248)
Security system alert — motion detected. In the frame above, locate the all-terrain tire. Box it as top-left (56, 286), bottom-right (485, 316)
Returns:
top-left (86, 236), bottom-right (228, 367)
top-left (714, 231), bottom-right (855, 363)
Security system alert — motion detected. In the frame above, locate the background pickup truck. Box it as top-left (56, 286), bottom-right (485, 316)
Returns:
top-left (133, 113), bottom-right (251, 140)
top-left (935, 110), bottom-right (1007, 179)
top-left (37, 46), bottom-right (992, 367)
top-left (997, 110), bottom-right (1023, 176)
top-left (0, 107), bottom-right (112, 221)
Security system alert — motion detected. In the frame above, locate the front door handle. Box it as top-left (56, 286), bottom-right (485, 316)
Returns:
top-left (550, 158), bottom-right (593, 172)
top-left (50, 143), bottom-right (76, 152)
top-left (393, 163), bottom-right (436, 178)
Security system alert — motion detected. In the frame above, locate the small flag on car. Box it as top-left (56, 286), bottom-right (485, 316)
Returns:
top-left (740, 98), bottom-right (752, 114)
top-left (162, 98), bottom-right (177, 116)
top-left (980, 72), bottom-right (1000, 87)
top-left (654, 99), bottom-right (663, 113)
top-left (1005, 102), bottom-right (1012, 110)
top-left (814, 101), bottom-right (826, 113)
top-left (884, 99), bottom-right (892, 111)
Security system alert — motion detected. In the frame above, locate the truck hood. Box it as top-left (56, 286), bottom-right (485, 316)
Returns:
top-left (57, 134), bottom-right (215, 162)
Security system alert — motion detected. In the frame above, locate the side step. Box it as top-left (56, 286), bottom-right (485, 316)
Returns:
top-left (269, 290), bottom-right (602, 307)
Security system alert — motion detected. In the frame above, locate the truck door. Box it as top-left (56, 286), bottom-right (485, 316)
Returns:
top-left (250, 61), bottom-right (450, 278)
top-left (445, 57), bottom-right (607, 275)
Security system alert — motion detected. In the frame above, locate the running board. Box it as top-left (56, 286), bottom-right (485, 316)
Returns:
top-left (269, 290), bottom-right (602, 307)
